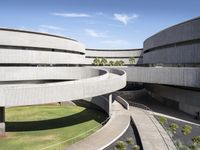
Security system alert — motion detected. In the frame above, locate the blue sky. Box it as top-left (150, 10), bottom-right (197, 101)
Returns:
top-left (0, 0), bottom-right (199, 49)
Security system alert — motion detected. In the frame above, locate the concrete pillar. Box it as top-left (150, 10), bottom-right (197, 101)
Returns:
top-left (0, 107), bottom-right (5, 136)
top-left (108, 94), bottom-right (112, 117)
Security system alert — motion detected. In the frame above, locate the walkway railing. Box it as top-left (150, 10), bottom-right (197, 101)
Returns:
top-left (128, 101), bottom-right (178, 150)
top-left (39, 117), bottom-right (110, 150)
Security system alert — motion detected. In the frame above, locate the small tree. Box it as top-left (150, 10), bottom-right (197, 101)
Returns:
top-left (114, 60), bottom-right (121, 66)
top-left (126, 137), bottom-right (134, 145)
top-left (119, 60), bottom-right (125, 66)
top-left (100, 57), bottom-right (107, 66)
top-left (192, 136), bottom-right (200, 144)
top-left (109, 60), bottom-right (114, 66)
top-left (93, 57), bottom-right (100, 66)
top-left (169, 123), bottom-right (179, 134)
top-left (115, 141), bottom-right (126, 150)
top-left (129, 57), bottom-right (135, 64)
top-left (159, 116), bottom-right (167, 126)
top-left (182, 124), bottom-right (192, 135)
top-left (133, 145), bottom-right (140, 150)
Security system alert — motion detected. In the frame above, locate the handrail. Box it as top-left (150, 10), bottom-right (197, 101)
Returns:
top-left (129, 101), bottom-right (178, 150)
top-left (39, 116), bottom-right (110, 150)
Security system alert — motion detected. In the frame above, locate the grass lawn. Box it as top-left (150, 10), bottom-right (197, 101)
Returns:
top-left (0, 104), bottom-right (107, 150)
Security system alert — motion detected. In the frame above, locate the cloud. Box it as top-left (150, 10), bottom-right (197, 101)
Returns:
top-left (113, 13), bottom-right (138, 25)
top-left (39, 25), bottom-right (63, 30)
top-left (52, 12), bottom-right (91, 18)
top-left (85, 29), bottom-right (109, 38)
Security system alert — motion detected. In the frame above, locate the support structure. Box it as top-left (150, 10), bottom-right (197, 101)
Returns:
top-left (0, 107), bottom-right (5, 136)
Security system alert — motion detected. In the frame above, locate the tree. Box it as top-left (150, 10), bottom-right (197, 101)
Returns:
top-left (129, 57), bottom-right (135, 64)
top-left (192, 136), bottom-right (200, 144)
top-left (182, 124), bottom-right (192, 135)
top-left (92, 57), bottom-right (101, 66)
top-left (119, 60), bottom-right (125, 66)
top-left (133, 145), bottom-right (140, 150)
top-left (169, 123), bottom-right (179, 134)
top-left (126, 137), bottom-right (134, 145)
top-left (100, 57), bottom-right (107, 66)
top-left (159, 116), bottom-right (167, 126)
top-left (115, 141), bottom-right (126, 150)
top-left (114, 60), bottom-right (121, 66)
top-left (109, 60), bottom-right (114, 66)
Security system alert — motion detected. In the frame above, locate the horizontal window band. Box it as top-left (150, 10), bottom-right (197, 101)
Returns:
top-left (0, 45), bottom-right (85, 55)
top-left (144, 38), bottom-right (200, 54)
top-left (86, 56), bottom-right (143, 59)
top-left (86, 48), bottom-right (142, 51)
top-left (0, 63), bottom-right (82, 67)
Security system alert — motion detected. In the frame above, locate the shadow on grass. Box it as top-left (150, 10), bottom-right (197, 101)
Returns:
top-left (6, 109), bottom-right (106, 132)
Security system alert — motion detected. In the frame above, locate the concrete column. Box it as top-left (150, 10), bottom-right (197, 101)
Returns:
top-left (108, 94), bottom-right (112, 117)
top-left (0, 107), bottom-right (5, 136)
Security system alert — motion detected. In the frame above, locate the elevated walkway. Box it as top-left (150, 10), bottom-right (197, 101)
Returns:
top-left (130, 106), bottom-right (176, 150)
top-left (65, 100), bottom-right (130, 150)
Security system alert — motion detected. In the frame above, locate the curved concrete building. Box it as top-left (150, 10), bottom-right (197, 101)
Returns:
top-left (0, 17), bottom-right (200, 149)
top-left (0, 28), bottom-right (126, 135)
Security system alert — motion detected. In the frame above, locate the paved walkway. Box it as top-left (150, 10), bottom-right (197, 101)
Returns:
top-left (130, 106), bottom-right (176, 150)
top-left (65, 101), bottom-right (130, 150)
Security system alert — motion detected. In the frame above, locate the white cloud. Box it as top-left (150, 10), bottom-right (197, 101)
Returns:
top-left (39, 25), bottom-right (63, 30)
top-left (85, 29), bottom-right (109, 38)
top-left (52, 12), bottom-right (91, 18)
top-left (113, 13), bottom-right (138, 25)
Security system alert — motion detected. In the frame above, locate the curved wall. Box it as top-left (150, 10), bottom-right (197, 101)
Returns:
top-left (85, 49), bottom-right (143, 65)
top-left (143, 17), bottom-right (200, 65)
top-left (0, 28), bottom-right (85, 65)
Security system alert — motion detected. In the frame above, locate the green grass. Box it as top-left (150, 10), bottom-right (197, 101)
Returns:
top-left (0, 104), bottom-right (107, 150)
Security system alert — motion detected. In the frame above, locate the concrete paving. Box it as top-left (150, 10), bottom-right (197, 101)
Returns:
top-left (65, 100), bottom-right (130, 150)
top-left (130, 106), bottom-right (176, 150)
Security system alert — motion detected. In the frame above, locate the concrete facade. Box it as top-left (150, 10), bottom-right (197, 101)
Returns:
top-left (0, 17), bottom-right (200, 145)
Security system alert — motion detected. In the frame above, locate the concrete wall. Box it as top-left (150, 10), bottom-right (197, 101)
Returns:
top-left (0, 68), bottom-right (126, 107)
top-left (0, 67), bottom-right (106, 81)
top-left (145, 84), bottom-right (200, 115)
top-left (143, 17), bottom-right (200, 65)
top-left (121, 66), bottom-right (200, 88)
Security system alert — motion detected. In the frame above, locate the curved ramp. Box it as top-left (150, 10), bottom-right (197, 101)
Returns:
top-left (65, 100), bottom-right (130, 150)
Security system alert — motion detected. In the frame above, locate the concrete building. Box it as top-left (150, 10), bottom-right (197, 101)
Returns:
top-left (0, 17), bottom-right (200, 139)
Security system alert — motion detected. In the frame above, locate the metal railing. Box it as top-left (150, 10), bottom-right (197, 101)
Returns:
top-left (39, 117), bottom-right (110, 150)
top-left (128, 101), bottom-right (178, 150)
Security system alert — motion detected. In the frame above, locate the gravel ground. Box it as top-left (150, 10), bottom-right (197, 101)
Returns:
top-left (155, 115), bottom-right (200, 146)
top-left (104, 121), bottom-right (142, 150)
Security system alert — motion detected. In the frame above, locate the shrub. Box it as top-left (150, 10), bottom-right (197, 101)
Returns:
top-left (175, 140), bottom-right (190, 150)
top-left (182, 124), bottom-right (192, 135)
top-left (133, 145), bottom-right (140, 150)
top-left (189, 142), bottom-right (200, 150)
top-left (192, 136), bottom-right (200, 144)
top-left (126, 137), bottom-right (134, 145)
top-left (115, 141), bottom-right (126, 150)
top-left (169, 123), bottom-right (179, 134)
top-left (159, 116), bottom-right (167, 126)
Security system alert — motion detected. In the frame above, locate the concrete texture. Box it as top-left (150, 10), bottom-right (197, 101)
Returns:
top-left (130, 106), bottom-right (176, 150)
top-left (143, 17), bottom-right (200, 64)
top-left (0, 28), bottom-right (85, 54)
top-left (122, 66), bottom-right (200, 88)
top-left (145, 84), bottom-right (200, 115)
top-left (0, 69), bottom-right (126, 107)
top-left (65, 100), bottom-right (130, 150)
